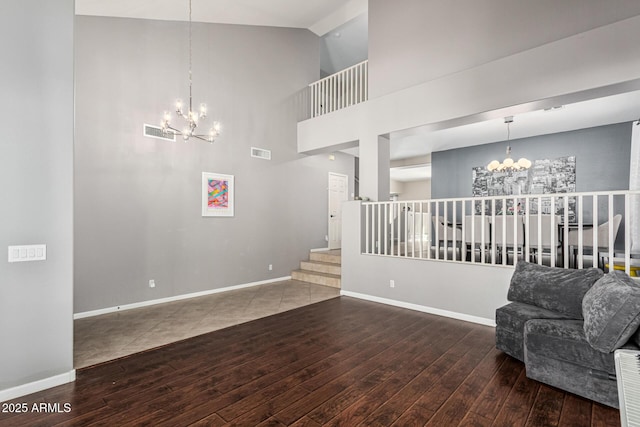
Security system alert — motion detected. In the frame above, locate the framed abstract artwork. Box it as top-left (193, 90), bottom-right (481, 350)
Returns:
top-left (202, 172), bottom-right (234, 217)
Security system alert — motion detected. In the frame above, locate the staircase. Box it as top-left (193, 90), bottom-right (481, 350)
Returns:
top-left (291, 250), bottom-right (341, 288)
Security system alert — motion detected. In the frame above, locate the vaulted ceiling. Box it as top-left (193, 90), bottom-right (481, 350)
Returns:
top-left (75, 0), bottom-right (367, 36)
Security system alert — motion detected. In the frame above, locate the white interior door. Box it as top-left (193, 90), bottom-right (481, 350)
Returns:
top-left (328, 172), bottom-right (348, 250)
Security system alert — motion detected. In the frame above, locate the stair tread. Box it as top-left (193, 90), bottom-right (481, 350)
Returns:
top-left (302, 260), bottom-right (341, 266)
top-left (292, 269), bottom-right (341, 279)
top-left (311, 251), bottom-right (341, 256)
top-left (312, 250), bottom-right (342, 256)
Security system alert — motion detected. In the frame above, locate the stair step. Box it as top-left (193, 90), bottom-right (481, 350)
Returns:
top-left (300, 260), bottom-right (342, 275)
top-left (309, 251), bottom-right (341, 264)
top-left (291, 269), bottom-right (341, 288)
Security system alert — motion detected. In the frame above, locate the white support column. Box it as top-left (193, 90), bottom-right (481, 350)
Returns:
top-left (630, 121), bottom-right (640, 252)
top-left (359, 134), bottom-right (390, 202)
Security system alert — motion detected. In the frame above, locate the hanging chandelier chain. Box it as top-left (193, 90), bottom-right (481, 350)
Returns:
top-left (188, 0), bottom-right (193, 113)
top-left (160, 0), bottom-right (222, 143)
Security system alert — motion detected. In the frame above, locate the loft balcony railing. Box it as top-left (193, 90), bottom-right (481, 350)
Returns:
top-left (362, 190), bottom-right (640, 277)
top-left (309, 60), bottom-right (368, 118)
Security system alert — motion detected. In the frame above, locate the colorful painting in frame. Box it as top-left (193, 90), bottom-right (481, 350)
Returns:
top-left (202, 172), bottom-right (234, 217)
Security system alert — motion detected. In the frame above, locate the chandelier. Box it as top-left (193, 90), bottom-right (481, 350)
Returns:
top-left (161, 0), bottom-right (221, 143)
top-left (487, 116), bottom-right (531, 172)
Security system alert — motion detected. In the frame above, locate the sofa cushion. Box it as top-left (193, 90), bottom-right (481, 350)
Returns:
top-left (497, 302), bottom-right (574, 336)
top-left (508, 261), bottom-right (603, 319)
top-left (496, 302), bottom-right (573, 361)
top-left (524, 319), bottom-right (615, 374)
top-left (582, 271), bottom-right (640, 353)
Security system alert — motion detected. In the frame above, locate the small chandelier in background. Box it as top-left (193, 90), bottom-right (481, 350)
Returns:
top-left (161, 0), bottom-right (221, 143)
top-left (487, 116), bottom-right (531, 172)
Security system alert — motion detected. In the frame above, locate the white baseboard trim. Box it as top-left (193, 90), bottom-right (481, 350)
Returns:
top-left (340, 290), bottom-right (496, 327)
top-left (310, 247), bottom-right (330, 252)
top-left (0, 370), bottom-right (76, 403)
top-left (74, 276), bottom-right (292, 320)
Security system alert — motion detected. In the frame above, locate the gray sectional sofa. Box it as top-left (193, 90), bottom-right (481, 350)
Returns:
top-left (496, 261), bottom-right (640, 408)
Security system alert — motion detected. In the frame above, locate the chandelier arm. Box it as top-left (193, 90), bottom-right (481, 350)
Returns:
top-left (164, 126), bottom-right (214, 142)
top-left (163, 125), bottom-right (182, 134)
top-left (192, 134), bottom-right (215, 142)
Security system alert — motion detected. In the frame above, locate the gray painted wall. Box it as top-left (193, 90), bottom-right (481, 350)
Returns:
top-left (74, 17), bottom-right (354, 313)
top-left (432, 122), bottom-right (632, 198)
top-left (368, 0), bottom-right (640, 98)
top-left (0, 0), bottom-right (74, 391)
top-left (432, 122), bottom-right (633, 247)
top-left (341, 202), bottom-right (512, 323)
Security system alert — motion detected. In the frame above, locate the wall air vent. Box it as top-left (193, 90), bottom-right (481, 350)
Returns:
top-left (143, 124), bottom-right (176, 142)
top-left (251, 147), bottom-right (272, 160)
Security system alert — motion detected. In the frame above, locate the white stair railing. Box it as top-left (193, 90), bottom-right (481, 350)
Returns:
top-left (309, 60), bottom-right (368, 118)
top-left (362, 190), bottom-right (640, 276)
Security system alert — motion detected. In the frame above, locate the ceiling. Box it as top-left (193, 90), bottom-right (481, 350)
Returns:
top-left (389, 89), bottom-right (640, 161)
top-left (75, 0), bottom-right (366, 36)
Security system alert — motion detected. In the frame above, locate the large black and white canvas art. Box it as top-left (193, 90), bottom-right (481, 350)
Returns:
top-left (472, 156), bottom-right (576, 220)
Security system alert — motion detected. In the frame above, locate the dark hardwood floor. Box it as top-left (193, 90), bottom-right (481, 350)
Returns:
top-left (0, 297), bottom-right (620, 426)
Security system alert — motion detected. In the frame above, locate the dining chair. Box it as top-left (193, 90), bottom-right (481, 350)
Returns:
top-left (493, 215), bottom-right (525, 264)
top-left (432, 216), bottom-right (462, 260)
top-left (567, 214), bottom-right (622, 269)
top-left (463, 215), bottom-right (491, 262)
top-left (527, 214), bottom-right (562, 266)
top-left (402, 212), bottom-right (430, 257)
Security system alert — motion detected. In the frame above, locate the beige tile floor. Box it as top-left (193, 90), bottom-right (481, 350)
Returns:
top-left (74, 280), bottom-right (340, 368)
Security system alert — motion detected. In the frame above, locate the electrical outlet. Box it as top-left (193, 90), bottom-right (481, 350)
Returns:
top-left (149, 279), bottom-right (155, 288)
top-left (268, 264), bottom-right (273, 271)
top-left (390, 279), bottom-right (395, 288)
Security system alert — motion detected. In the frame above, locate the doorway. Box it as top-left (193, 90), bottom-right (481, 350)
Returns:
top-left (328, 172), bottom-right (348, 249)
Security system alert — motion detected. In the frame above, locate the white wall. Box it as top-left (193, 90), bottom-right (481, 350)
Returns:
top-left (398, 180), bottom-right (431, 201)
top-left (390, 180), bottom-right (432, 201)
top-left (0, 0), bottom-right (75, 400)
top-left (390, 180), bottom-right (403, 197)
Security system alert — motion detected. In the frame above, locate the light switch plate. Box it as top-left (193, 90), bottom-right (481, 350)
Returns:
top-left (8, 245), bottom-right (46, 262)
